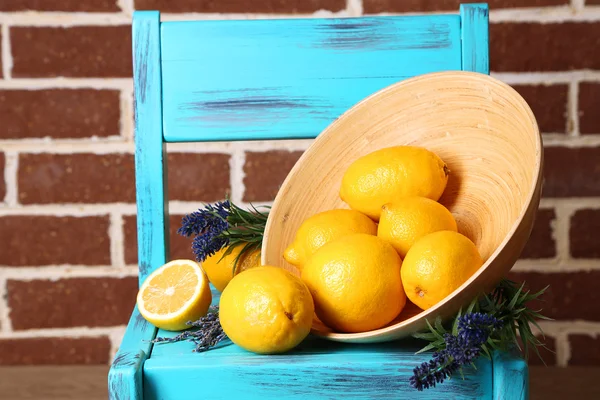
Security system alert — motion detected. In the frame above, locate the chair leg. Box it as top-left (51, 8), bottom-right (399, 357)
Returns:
top-left (492, 349), bottom-right (529, 400)
top-left (108, 306), bottom-right (157, 400)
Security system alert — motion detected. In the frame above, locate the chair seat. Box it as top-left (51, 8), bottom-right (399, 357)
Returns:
top-left (140, 288), bottom-right (485, 399)
top-left (145, 329), bottom-right (492, 400)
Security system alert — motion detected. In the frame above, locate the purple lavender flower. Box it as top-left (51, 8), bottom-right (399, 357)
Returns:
top-left (444, 333), bottom-right (481, 365)
top-left (457, 312), bottom-right (503, 346)
top-left (178, 200), bottom-right (230, 237)
top-left (178, 200), bottom-right (231, 262)
top-left (410, 350), bottom-right (459, 391)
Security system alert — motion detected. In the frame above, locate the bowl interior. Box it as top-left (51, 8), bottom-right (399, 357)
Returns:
top-left (261, 71), bottom-right (542, 342)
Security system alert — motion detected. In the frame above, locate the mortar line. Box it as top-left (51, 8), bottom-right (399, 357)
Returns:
top-left (0, 276), bottom-right (13, 333)
top-left (229, 146), bottom-right (246, 204)
top-left (0, 325), bottom-right (128, 339)
top-left (571, 0), bottom-right (586, 11)
top-left (492, 71), bottom-right (600, 84)
top-left (119, 86), bottom-right (134, 142)
top-left (346, 0), bottom-right (364, 17)
top-left (109, 212), bottom-right (126, 268)
top-left (568, 79), bottom-right (580, 136)
top-left (1, 24), bottom-right (12, 79)
top-left (117, 0), bottom-right (134, 16)
top-left (0, 266), bottom-right (139, 279)
top-left (556, 332), bottom-right (570, 367)
top-left (3, 152), bottom-right (18, 206)
top-left (0, 78), bottom-right (133, 90)
top-left (0, 138), bottom-right (312, 154)
top-left (553, 201), bottom-right (573, 264)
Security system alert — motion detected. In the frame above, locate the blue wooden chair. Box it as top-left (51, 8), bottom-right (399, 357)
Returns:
top-left (109, 3), bottom-right (529, 399)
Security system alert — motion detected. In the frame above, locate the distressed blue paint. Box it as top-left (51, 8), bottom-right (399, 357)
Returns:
top-left (108, 11), bottom-right (164, 399)
top-left (492, 349), bottom-right (529, 400)
top-left (460, 4), bottom-right (490, 74)
top-left (160, 16), bottom-right (463, 142)
top-left (146, 336), bottom-right (492, 399)
top-left (108, 307), bottom-right (156, 400)
top-left (132, 10), bottom-right (169, 284)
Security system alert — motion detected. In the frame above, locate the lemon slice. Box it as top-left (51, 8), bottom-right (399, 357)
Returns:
top-left (137, 259), bottom-right (212, 331)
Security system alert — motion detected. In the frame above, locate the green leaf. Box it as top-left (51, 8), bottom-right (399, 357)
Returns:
top-left (508, 282), bottom-right (526, 310)
top-left (415, 342), bottom-right (440, 354)
top-left (426, 319), bottom-right (444, 341)
top-left (467, 297), bottom-right (478, 314)
top-left (435, 316), bottom-right (446, 335)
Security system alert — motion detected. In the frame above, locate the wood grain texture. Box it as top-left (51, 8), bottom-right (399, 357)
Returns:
top-left (493, 349), bottom-right (529, 400)
top-left (159, 16), bottom-right (462, 142)
top-left (263, 71), bottom-right (542, 343)
top-left (132, 10), bottom-right (169, 284)
top-left (460, 3), bottom-right (490, 74)
top-left (146, 335), bottom-right (492, 399)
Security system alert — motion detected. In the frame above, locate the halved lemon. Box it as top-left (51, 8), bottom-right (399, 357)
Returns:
top-left (137, 259), bottom-right (212, 331)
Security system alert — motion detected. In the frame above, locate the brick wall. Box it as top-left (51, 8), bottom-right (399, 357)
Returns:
top-left (0, 0), bottom-right (599, 366)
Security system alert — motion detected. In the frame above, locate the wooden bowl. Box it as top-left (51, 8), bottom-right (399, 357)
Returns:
top-left (261, 71), bottom-right (543, 343)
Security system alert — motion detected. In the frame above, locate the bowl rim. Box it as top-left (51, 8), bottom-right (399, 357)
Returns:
top-left (262, 70), bottom-right (543, 341)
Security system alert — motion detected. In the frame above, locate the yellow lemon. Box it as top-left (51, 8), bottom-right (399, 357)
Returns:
top-left (301, 233), bottom-right (406, 333)
top-left (137, 259), bottom-right (212, 331)
top-left (201, 245), bottom-right (261, 292)
top-left (283, 209), bottom-right (377, 269)
top-left (340, 146), bottom-right (449, 221)
top-left (378, 197), bottom-right (457, 258)
top-left (401, 231), bottom-right (483, 310)
top-left (219, 266), bottom-right (314, 354)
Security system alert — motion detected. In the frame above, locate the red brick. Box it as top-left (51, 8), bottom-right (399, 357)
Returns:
top-left (520, 208), bottom-right (556, 259)
top-left (568, 334), bottom-right (600, 366)
top-left (135, 0), bottom-right (345, 13)
top-left (18, 153), bottom-right (136, 204)
top-left (570, 209), bottom-right (600, 258)
top-left (0, 0), bottom-right (119, 11)
top-left (490, 23), bottom-right (600, 72)
top-left (0, 89), bottom-right (120, 139)
top-left (0, 336), bottom-right (111, 365)
top-left (364, 0), bottom-right (565, 13)
top-left (168, 153), bottom-right (230, 201)
top-left (123, 214), bottom-right (194, 265)
top-left (542, 147), bottom-right (600, 197)
top-left (243, 150), bottom-right (303, 202)
top-left (507, 272), bottom-right (600, 321)
top-left (11, 26), bottom-right (132, 78)
top-left (0, 215), bottom-right (110, 266)
top-left (579, 82), bottom-right (600, 135)
top-left (7, 277), bottom-right (138, 330)
top-left (512, 85), bottom-right (568, 134)
top-left (0, 152), bottom-right (5, 201)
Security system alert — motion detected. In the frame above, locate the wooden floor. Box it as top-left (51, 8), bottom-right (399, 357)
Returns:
top-left (0, 366), bottom-right (598, 399)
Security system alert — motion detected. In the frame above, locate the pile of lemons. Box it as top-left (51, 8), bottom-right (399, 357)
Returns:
top-left (137, 146), bottom-right (483, 355)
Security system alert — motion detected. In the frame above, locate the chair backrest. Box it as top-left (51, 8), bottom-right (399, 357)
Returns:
top-left (132, 4), bottom-right (489, 284)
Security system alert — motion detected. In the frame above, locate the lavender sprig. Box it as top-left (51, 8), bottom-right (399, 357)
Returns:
top-left (410, 313), bottom-right (502, 391)
top-left (179, 199), bottom-right (269, 272)
top-left (178, 200), bottom-right (231, 262)
top-left (411, 279), bottom-right (550, 391)
top-left (152, 306), bottom-right (228, 352)
top-left (410, 350), bottom-right (459, 391)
